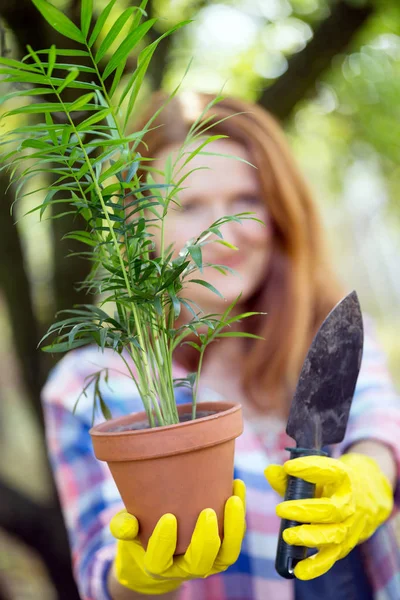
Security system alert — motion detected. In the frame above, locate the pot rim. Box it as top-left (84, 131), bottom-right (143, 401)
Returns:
top-left (89, 400), bottom-right (240, 437)
top-left (89, 401), bottom-right (243, 461)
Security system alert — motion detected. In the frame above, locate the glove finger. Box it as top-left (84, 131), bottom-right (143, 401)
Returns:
top-left (115, 538), bottom-right (146, 588)
top-left (179, 508), bottom-right (221, 577)
top-left (338, 514), bottom-right (366, 557)
top-left (283, 456), bottom-right (349, 486)
top-left (144, 514), bottom-right (177, 576)
top-left (233, 479), bottom-right (246, 512)
top-left (264, 464), bottom-right (287, 497)
top-left (110, 509), bottom-right (139, 541)
top-left (276, 495), bottom-right (354, 524)
top-left (283, 523), bottom-right (347, 547)
top-left (213, 495), bottom-right (245, 571)
top-left (294, 545), bottom-right (342, 580)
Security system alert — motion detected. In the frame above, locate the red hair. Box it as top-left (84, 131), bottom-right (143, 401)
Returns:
top-left (132, 91), bottom-right (343, 415)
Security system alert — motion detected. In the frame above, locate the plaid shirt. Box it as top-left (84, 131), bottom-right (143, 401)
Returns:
top-left (42, 323), bottom-right (400, 600)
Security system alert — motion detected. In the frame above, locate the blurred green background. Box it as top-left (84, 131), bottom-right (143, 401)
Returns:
top-left (0, 0), bottom-right (399, 598)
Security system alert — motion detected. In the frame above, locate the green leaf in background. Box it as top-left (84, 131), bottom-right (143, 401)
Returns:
top-left (102, 18), bottom-right (156, 80)
top-left (81, 0), bottom-right (93, 38)
top-left (88, 0), bottom-right (117, 47)
top-left (95, 7), bottom-right (135, 64)
top-left (32, 0), bottom-right (85, 43)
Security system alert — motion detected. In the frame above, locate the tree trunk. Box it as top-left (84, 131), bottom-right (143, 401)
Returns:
top-left (258, 0), bottom-right (372, 119)
top-left (0, 172), bottom-right (45, 422)
top-left (0, 479), bottom-right (80, 600)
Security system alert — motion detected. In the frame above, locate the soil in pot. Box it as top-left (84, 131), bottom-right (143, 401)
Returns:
top-left (90, 401), bottom-right (243, 554)
top-left (107, 410), bottom-right (217, 432)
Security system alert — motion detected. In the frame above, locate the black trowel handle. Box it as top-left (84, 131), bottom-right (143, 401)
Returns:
top-left (275, 447), bottom-right (326, 579)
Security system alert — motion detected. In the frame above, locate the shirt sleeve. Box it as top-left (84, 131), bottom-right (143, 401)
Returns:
top-left (337, 318), bottom-right (400, 481)
top-left (42, 348), bottom-right (129, 600)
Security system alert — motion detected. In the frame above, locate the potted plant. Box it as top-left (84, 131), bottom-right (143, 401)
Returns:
top-left (0, 0), bottom-right (262, 553)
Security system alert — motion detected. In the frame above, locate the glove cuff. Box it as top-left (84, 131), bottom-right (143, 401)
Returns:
top-left (339, 452), bottom-right (393, 493)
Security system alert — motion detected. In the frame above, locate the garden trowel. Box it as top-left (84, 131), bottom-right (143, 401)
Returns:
top-left (275, 290), bottom-right (364, 579)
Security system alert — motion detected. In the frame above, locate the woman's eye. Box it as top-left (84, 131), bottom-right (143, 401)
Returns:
top-left (234, 194), bottom-right (262, 208)
top-left (180, 200), bottom-right (201, 213)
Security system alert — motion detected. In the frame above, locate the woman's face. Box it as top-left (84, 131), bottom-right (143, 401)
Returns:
top-left (151, 139), bottom-right (272, 315)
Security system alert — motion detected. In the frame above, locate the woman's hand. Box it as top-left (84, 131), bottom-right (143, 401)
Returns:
top-left (265, 453), bottom-right (393, 580)
top-left (109, 480), bottom-right (246, 595)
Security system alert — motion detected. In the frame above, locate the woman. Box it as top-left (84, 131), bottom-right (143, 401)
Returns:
top-left (42, 91), bottom-right (400, 600)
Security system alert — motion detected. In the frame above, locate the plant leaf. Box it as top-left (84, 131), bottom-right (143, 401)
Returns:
top-left (76, 108), bottom-right (110, 131)
top-left (124, 20), bottom-right (189, 118)
top-left (32, 0), bottom-right (85, 43)
top-left (47, 44), bottom-right (56, 76)
top-left (88, 0), bottom-right (117, 47)
top-left (69, 92), bottom-right (94, 111)
top-left (189, 279), bottom-right (224, 298)
top-left (57, 67), bottom-right (79, 93)
top-left (0, 57), bottom-right (40, 72)
top-left (0, 88), bottom-right (54, 105)
top-left (81, 0), bottom-right (93, 38)
top-left (183, 341), bottom-right (201, 351)
top-left (99, 394), bottom-right (112, 420)
top-left (45, 112), bottom-right (58, 145)
top-left (188, 245), bottom-right (203, 272)
top-left (102, 18), bottom-right (156, 80)
top-left (130, 0), bottom-right (149, 32)
top-left (109, 61), bottom-right (125, 98)
top-left (215, 239), bottom-right (238, 251)
top-left (217, 332), bottom-right (264, 339)
top-left (63, 232), bottom-right (99, 247)
top-left (95, 7), bottom-right (135, 63)
top-left (37, 48), bottom-right (90, 57)
top-left (42, 339), bottom-right (92, 352)
top-left (168, 286), bottom-right (181, 318)
top-left (20, 139), bottom-right (52, 150)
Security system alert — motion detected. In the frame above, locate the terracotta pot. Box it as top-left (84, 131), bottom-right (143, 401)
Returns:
top-left (90, 401), bottom-right (243, 554)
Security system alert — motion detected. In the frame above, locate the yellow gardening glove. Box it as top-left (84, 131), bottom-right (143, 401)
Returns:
top-left (265, 453), bottom-right (393, 580)
top-left (110, 480), bottom-right (246, 595)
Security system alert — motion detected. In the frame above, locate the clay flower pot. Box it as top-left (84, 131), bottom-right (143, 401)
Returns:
top-left (90, 400), bottom-right (243, 554)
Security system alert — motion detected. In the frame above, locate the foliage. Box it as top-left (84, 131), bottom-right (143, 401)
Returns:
top-left (0, 0), bottom-right (262, 426)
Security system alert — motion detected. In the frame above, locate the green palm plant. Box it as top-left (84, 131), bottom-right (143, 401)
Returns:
top-left (0, 0), bottom-right (263, 427)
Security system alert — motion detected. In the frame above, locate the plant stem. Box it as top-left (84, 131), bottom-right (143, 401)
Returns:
top-left (51, 93), bottom-right (162, 425)
top-left (86, 46), bottom-right (178, 426)
top-left (192, 346), bottom-right (205, 419)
